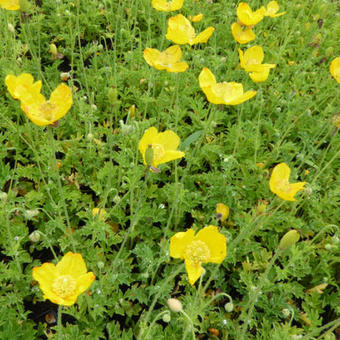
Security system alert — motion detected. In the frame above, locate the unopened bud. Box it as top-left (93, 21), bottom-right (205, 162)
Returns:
top-left (113, 195), bottom-right (121, 204)
top-left (145, 145), bottom-right (154, 167)
top-left (8, 23), bottom-right (15, 33)
top-left (282, 308), bottom-right (290, 318)
top-left (224, 302), bottom-right (234, 313)
top-left (279, 230), bottom-right (300, 250)
top-left (97, 261), bottom-right (105, 269)
top-left (29, 231), bottom-right (40, 243)
top-left (216, 203), bottom-right (229, 222)
top-left (162, 312), bottom-right (171, 323)
top-left (24, 209), bottom-right (39, 219)
top-left (167, 298), bottom-right (182, 313)
top-left (49, 43), bottom-right (58, 57)
top-left (0, 192), bottom-right (8, 200)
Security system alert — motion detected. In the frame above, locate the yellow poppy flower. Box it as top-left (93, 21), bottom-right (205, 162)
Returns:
top-left (0, 0), bottom-right (20, 10)
top-left (20, 83), bottom-right (73, 126)
top-left (231, 22), bottom-right (256, 44)
top-left (170, 226), bottom-right (227, 285)
top-left (32, 252), bottom-right (96, 306)
top-left (199, 67), bottom-right (256, 105)
top-left (238, 46), bottom-right (276, 83)
top-left (92, 207), bottom-right (107, 221)
top-left (5, 73), bottom-right (42, 100)
top-left (138, 126), bottom-right (185, 169)
top-left (165, 14), bottom-right (214, 46)
top-left (216, 203), bottom-right (229, 222)
top-left (264, 1), bottom-right (286, 18)
top-left (237, 2), bottom-right (266, 26)
top-left (330, 57), bottom-right (340, 84)
top-left (152, 0), bottom-right (183, 12)
top-left (189, 13), bottom-right (203, 23)
top-left (269, 163), bottom-right (306, 201)
top-left (143, 45), bottom-right (189, 73)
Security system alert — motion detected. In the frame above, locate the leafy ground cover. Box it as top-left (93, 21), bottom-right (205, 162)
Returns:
top-left (0, 0), bottom-right (339, 339)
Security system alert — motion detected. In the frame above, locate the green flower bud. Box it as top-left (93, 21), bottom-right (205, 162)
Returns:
top-left (145, 145), bottom-right (154, 167)
top-left (224, 302), bottom-right (234, 313)
top-left (29, 231), bottom-right (40, 243)
top-left (49, 43), bottom-right (58, 57)
top-left (162, 312), bottom-right (171, 323)
top-left (279, 230), bottom-right (300, 250)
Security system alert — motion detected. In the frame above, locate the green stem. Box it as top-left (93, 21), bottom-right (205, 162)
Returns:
top-left (57, 305), bottom-right (63, 340)
top-left (180, 310), bottom-right (195, 340)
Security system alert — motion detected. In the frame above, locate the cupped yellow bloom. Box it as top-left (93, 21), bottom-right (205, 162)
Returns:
top-left (330, 57), bottom-right (340, 84)
top-left (33, 252), bottom-right (95, 306)
top-left (152, 0), bottom-right (183, 12)
top-left (0, 0), bottom-right (19, 10)
top-left (138, 127), bottom-right (185, 169)
top-left (269, 163), bottom-right (306, 201)
top-left (237, 2), bottom-right (266, 26)
top-left (264, 1), bottom-right (286, 18)
top-left (231, 22), bottom-right (255, 44)
top-left (143, 45), bottom-right (188, 73)
top-left (170, 226), bottom-right (227, 285)
top-left (5, 73), bottom-right (42, 100)
top-left (216, 203), bottom-right (229, 222)
top-left (92, 207), bottom-right (107, 221)
top-left (189, 13), bottom-right (203, 23)
top-left (20, 83), bottom-right (73, 126)
top-left (238, 46), bottom-right (276, 83)
top-left (166, 14), bottom-right (214, 46)
top-left (199, 67), bottom-right (256, 105)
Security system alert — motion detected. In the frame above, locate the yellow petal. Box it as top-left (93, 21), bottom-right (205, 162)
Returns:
top-left (152, 0), bottom-right (183, 12)
top-left (237, 2), bottom-right (265, 26)
top-left (191, 27), bottom-right (215, 45)
top-left (249, 68), bottom-right (271, 82)
top-left (225, 89), bottom-right (257, 105)
top-left (5, 73), bottom-right (42, 100)
top-left (265, 1), bottom-right (286, 17)
top-left (164, 45), bottom-right (182, 61)
top-left (243, 45), bottom-right (264, 65)
top-left (143, 48), bottom-right (162, 68)
top-left (170, 229), bottom-right (195, 259)
top-left (216, 203), bottom-right (229, 222)
top-left (190, 13), bottom-right (203, 23)
top-left (166, 14), bottom-right (195, 45)
top-left (76, 272), bottom-right (96, 295)
top-left (201, 85), bottom-right (226, 105)
top-left (49, 83), bottom-right (73, 122)
top-left (158, 150), bottom-right (185, 165)
top-left (231, 22), bottom-right (256, 44)
top-left (0, 0), bottom-right (20, 10)
top-left (33, 263), bottom-right (57, 291)
top-left (166, 61), bottom-right (189, 73)
top-left (195, 226), bottom-right (226, 263)
top-left (199, 67), bottom-right (216, 88)
top-left (185, 259), bottom-right (204, 285)
top-left (330, 57), bottom-right (340, 84)
top-left (238, 49), bottom-right (246, 69)
top-left (155, 129), bottom-right (181, 151)
top-left (56, 252), bottom-right (88, 278)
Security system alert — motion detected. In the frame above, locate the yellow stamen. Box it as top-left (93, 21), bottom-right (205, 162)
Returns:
top-left (185, 240), bottom-right (210, 264)
top-left (52, 275), bottom-right (77, 298)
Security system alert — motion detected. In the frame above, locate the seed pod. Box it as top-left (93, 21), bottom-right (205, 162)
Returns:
top-left (145, 145), bottom-right (154, 167)
top-left (279, 230), bottom-right (300, 250)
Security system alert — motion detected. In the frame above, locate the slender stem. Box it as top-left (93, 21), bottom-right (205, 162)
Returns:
top-left (57, 305), bottom-right (63, 340)
top-left (180, 310), bottom-right (195, 340)
top-left (143, 310), bottom-right (169, 340)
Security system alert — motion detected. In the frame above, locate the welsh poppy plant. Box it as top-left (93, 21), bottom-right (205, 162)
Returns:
top-left (238, 46), bottom-right (276, 82)
top-left (32, 252), bottom-right (95, 306)
top-left (330, 57), bottom-right (340, 84)
top-left (269, 163), bottom-right (306, 201)
top-left (138, 126), bottom-right (185, 170)
top-left (231, 22), bottom-right (255, 44)
top-left (0, 0), bottom-right (19, 10)
top-left (166, 14), bottom-right (214, 46)
top-left (143, 45), bottom-right (188, 72)
top-left (5, 73), bottom-right (73, 126)
top-left (199, 67), bottom-right (256, 105)
top-left (237, 2), bottom-right (266, 26)
top-left (170, 226), bottom-right (227, 285)
top-left (152, 0), bottom-right (183, 12)
top-left (264, 1), bottom-right (286, 18)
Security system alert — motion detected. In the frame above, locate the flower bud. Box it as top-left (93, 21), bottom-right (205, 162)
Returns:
top-left (145, 145), bottom-right (154, 167)
top-left (0, 192), bottom-right (8, 200)
top-left (24, 209), bottom-right (39, 219)
top-left (162, 312), bottom-right (171, 323)
top-left (49, 43), bottom-right (58, 57)
top-left (29, 231), bottom-right (40, 243)
top-left (279, 230), bottom-right (300, 250)
top-left (113, 195), bottom-right (121, 204)
top-left (8, 23), bottom-right (15, 33)
top-left (167, 298), bottom-right (182, 313)
top-left (216, 203), bottom-right (229, 222)
top-left (224, 302), bottom-right (234, 313)
top-left (282, 308), bottom-right (290, 318)
top-left (97, 261), bottom-right (105, 269)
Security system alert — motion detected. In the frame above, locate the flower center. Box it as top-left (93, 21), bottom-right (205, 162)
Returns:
top-left (276, 179), bottom-right (291, 193)
top-left (185, 240), bottom-right (210, 264)
top-left (39, 101), bottom-right (56, 121)
top-left (52, 275), bottom-right (77, 298)
top-left (152, 144), bottom-right (165, 161)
